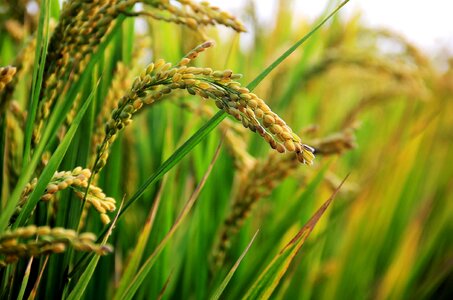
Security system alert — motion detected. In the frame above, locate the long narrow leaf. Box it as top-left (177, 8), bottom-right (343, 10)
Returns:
top-left (22, 0), bottom-right (51, 166)
top-left (243, 175), bottom-right (349, 300)
top-left (210, 230), bottom-right (260, 300)
top-left (66, 200), bottom-right (124, 300)
top-left (16, 258), bottom-right (34, 300)
top-left (119, 111), bottom-right (226, 218)
top-left (114, 179), bottom-right (167, 298)
top-left (116, 142), bottom-right (223, 300)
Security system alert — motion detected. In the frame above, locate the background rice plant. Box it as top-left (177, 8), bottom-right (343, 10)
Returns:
top-left (1, 0), bottom-right (452, 299)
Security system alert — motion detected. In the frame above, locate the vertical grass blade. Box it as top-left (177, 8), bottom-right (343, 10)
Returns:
top-left (118, 111), bottom-right (226, 218)
top-left (210, 230), bottom-right (260, 300)
top-left (22, 0), bottom-right (51, 166)
top-left (115, 142), bottom-right (222, 300)
top-left (66, 200), bottom-right (124, 300)
top-left (114, 179), bottom-right (167, 298)
top-left (16, 258), bottom-right (34, 300)
top-left (27, 256), bottom-right (49, 300)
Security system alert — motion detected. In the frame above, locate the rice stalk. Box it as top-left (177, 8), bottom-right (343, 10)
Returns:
top-left (3, 111), bottom-right (23, 196)
top-left (0, 66), bottom-right (17, 93)
top-left (91, 63), bottom-right (134, 161)
top-left (0, 36), bottom-right (36, 115)
top-left (93, 41), bottom-right (314, 174)
top-left (311, 129), bottom-right (356, 155)
top-left (14, 167), bottom-right (116, 225)
top-left (0, 225), bottom-right (112, 267)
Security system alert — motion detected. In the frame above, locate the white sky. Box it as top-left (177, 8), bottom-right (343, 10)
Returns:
top-left (208, 0), bottom-right (453, 54)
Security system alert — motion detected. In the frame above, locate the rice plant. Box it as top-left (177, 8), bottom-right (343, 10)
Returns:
top-left (1, 0), bottom-right (452, 299)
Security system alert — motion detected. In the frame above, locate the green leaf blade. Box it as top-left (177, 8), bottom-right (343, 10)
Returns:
top-left (243, 175), bottom-right (349, 300)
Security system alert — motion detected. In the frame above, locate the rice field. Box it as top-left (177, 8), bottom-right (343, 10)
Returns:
top-left (1, 0), bottom-right (452, 299)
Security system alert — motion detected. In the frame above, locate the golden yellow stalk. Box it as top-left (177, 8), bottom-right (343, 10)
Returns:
top-left (91, 62), bottom-right (133, 160)
top-left (3, 111), bottom-right (23, 198)
top-left (137, 0), bottom-right (246, 33)
top-left (0, 225), bottom-right (112, 267)
top-left (16, 167), bottom-right (116, 225)
top-left (94, 41), bottom-right (314, 173)
top-left (0, 66), bottom-right (17, 92)
top-left (311, 129), bottom-right (356, 155)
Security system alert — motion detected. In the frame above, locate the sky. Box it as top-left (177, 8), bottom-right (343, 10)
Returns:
top-left (207, 0), bottom-right (453, 54)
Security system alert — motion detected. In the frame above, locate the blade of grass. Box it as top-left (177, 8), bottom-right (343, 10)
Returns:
top-left (115, 142), bottom-right (223, 300)
top-left (274, 162), bottom-right (331, 236)
top-left (243, 174), bottom-right (349, 300)
top-left (22, 0), bottom-right (51, 167)
top-left (235, 162), bottom-right (330, 293)
top-left (17, 257), bottom-right (34, 300)
top-left (114, 178), bottom-right (168, 298)
top-left (27, 255), bottom-right (49, 300)
top-left (210, 230), bottom-right (260, 300)
top-left (118, 111), bottom-right (226, 218)
top-left (66, 199), bottom-right (124, 300)
top-left (157, 270), bottom-right (174, 300)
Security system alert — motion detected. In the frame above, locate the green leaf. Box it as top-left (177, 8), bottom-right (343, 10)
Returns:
top-left (114, 180), bottom-right (167, 298)
top-left (118, 110), bottom-right (226, 218)
top-left (22, 0), bottom-right (51, 167)
top-left (115, 143), bottom-right (222, 300)
top-left (66, 200), bottom-right (124, 300)
top-left (16, 258), bottom-right (34, 300)
top-left (243, 175), bottom-right (349, 300)
top-left (210, 230), bottom-right (259, 300)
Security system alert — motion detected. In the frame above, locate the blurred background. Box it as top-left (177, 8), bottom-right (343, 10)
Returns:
top-left (209, 0), bottom-right (453, 55)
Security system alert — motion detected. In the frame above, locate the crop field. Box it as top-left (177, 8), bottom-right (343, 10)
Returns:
top-left (1, 0), bottom-right (452, 299)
